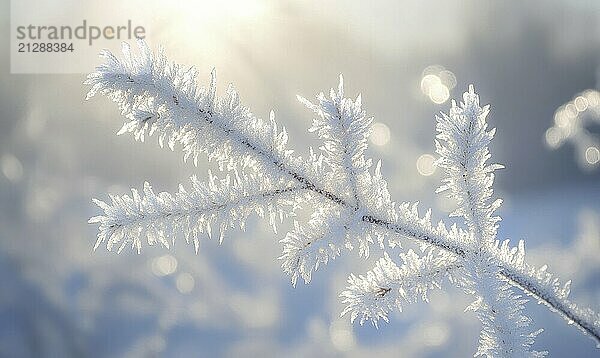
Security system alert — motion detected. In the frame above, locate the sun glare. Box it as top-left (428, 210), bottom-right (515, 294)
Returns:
top-left (138, 0), bottom-right (270, 58)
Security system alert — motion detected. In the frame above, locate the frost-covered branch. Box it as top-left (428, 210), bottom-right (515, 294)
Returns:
top-left (298, 75), bottom-right (372, 210)
top-left (341, 249), bottom-right (461, 327)
top-left (435, 85), bottom-right (503, 244)
top-left (435, 86), bottom-right (543, 356)
top-left (497, 242), bottom-right (600, 345)
top-left (343, 235), bottom-right (600, 345)
top-left (87, 41), bottom-right (600, 354)
top-left (89, 173), bottom-right (303, 253)
top-left (463, 255), bottom-right (545, 357)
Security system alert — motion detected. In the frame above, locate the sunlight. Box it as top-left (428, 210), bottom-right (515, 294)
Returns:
top-left (421, 65), bottom-right (456, 104)
top-left (166, 0), bottom-right (266, 22)
top-left (370, 122), bottom-right (391, 146)
top-left (416, 153), bottom-right (436, 176)
top-left (147, 0), bottom-right (269, 40)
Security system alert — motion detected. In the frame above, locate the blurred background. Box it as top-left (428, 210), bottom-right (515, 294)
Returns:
top-left (1, 0), bottom-right (599, 356)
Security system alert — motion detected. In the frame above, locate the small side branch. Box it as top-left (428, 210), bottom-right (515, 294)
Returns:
top-left (502, 266), bottom-right (600, 343)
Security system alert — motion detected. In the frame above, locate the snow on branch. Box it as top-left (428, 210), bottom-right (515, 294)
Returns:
top-left (435, 85), bottom-right (503, 244)
top-left (85, 40), bottom-right (295, 174)
top-left (87, 41), bottom-right (600, 354)
top-left (279, 208), bottom-right (347, 287)
top-left (341, 249), bottom-right (461, 327)
top-left (279, 192), bottom-right (398, 286)
top-left (89, 172), bottom-right (302, 253)
top-left (298, 75), bottom-right (372, 209)
top-left (496, 240), bottom-right (600, 344)
top-left (436, 86), bottom-right (544, 356)
top-left (463, 254), bottom-right (546, 357)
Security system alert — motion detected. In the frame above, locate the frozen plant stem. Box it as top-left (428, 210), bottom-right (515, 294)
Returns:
top-left (87, 41), bottom-right (599, 356)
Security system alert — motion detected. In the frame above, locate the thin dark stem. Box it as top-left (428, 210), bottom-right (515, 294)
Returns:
top-left (501, 266), bottom-right (600, 343)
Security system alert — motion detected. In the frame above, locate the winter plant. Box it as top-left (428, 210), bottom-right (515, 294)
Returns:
top-left (87, 41), bottom-right (600, 356)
